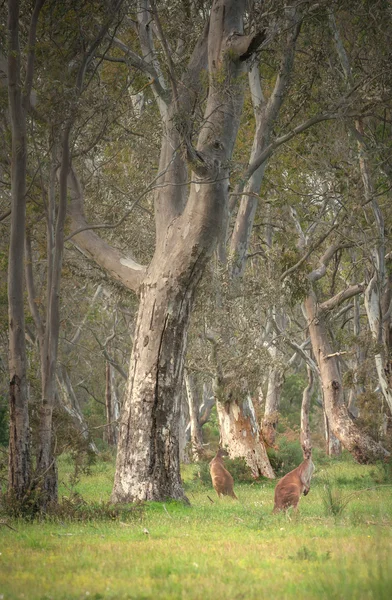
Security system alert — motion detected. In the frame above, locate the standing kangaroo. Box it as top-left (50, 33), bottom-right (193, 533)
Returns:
top-left (273, 456), bottom-right (315, 513)
top-left (209, 448), bottom-right (238, 499)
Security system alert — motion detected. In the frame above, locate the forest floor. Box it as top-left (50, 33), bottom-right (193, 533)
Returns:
top-left (1, 454), bottom-right (392, 599)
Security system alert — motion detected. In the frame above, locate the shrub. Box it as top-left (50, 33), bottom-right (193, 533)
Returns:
top-left (46, 492), bottom-right (144, 522)
top-left (319, 474), bottom-right (352, 517)
top-left (370, 460), bottom-right (392, 484)
top-left (0, 488), bottom-right (144, 522)
top-left (267, 437), bottom-right (304, 476)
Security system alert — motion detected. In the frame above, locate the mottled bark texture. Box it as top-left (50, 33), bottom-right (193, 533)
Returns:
top-left (109, 0), bottom-right (257, 502)
top-left (216, 394), bottom-right (275, 479)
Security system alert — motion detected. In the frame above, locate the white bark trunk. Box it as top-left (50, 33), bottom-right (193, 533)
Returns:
top-left (323, 409), bottom-right (342, 456)
top-left (217, 394), bottom-right (275, 479)
top-left (185, 372), bottom-right (205, 462)
top-left (111, 270), bottom-right (194, 502)
top-left (56, 366), bottom-right (99, 453)
top-left (111, 0), bottom-right (255, 502)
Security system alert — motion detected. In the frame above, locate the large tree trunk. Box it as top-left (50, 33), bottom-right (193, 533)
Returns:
top-left (216, 394), bottom-right (275, 479)
top-left (304, 290), bottom-right (389, 462)
top-left (7, 0), bottom-right (31, 501)
top-left (323, 409), bottom-right (342, 456)
top-left (111, 0), bottom-right (254, 503)
top-left (111, 264), bottom-right (195, 502)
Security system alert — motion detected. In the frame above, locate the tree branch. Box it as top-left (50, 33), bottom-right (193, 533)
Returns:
top-left (67, 167), bottom-right (146, 292)
top-left (281, 223), bottom-right (339, 281)
top-left (111, 36), bottom-right (168, 101)
top-left (319, 283), bottom-right (365, 314)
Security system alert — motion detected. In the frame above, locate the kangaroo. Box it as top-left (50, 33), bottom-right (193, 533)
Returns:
top-left (209, 448), bottom-right (238, 499)
top-left (273, 456), bottom-right (315, 513)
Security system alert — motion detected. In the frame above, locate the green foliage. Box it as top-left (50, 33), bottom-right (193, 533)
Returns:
top-left (279, 373), bottom-right (309, 428)
top-left (45, 492), bottom-right (144, 523)
top-left (370, 460), bottom-right (392, 484)
top-left (267, 437), bottom-right (304, 476)
top-left (319, 474), bottom-right (354, 517)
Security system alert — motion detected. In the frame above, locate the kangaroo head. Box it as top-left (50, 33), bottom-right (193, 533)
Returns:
top-left (216, 447), bottom-right (229, 458)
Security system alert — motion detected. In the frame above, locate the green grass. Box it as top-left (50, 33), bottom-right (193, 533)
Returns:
top-left (1, 456), bottom-right (391, 599)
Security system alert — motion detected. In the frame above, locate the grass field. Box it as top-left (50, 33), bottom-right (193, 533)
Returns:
top-left (1, 454), bottom-right (391, 599)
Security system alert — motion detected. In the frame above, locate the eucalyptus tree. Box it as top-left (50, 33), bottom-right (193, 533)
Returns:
top-left (221, 1), bottom-right (392, 463)
top-left (328, 5), bottom-right (392, 418)
top-left (6, 0), bottom-right (44, 502)
top-left (68, 0), bottom-right (266, 502)
top-left (3, 0), bottom-right (127, 506)
top-left (215, 2), bottom-right (350, 461)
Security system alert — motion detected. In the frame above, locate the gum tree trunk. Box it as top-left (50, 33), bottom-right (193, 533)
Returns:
top-left (304, 290), bottom-right (389, 462)
top-left (104, 362), bottom-right (118, 446)
top-left (111, 0), bottom-right (252, 502)
top-left (69, 0), bottom-right (265, 503)
top-left (6, 0), bottom-right (44, 501)
top-left (216, 393), bottom-right (275, 479)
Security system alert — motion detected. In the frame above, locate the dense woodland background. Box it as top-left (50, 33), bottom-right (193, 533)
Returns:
top-left (0, 0), bottom-right (391, 513)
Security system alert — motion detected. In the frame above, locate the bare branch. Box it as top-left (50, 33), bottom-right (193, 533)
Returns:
top-left (281, 223), bottom-right (339, 281)
top-left (111, 36), bottom-right (168, 101)
top-left (67, 167), bottom-right (146, 292)
top-left (319, 283), bottom-right (365, 314)
top-left (309, 242), bottom-right (352, 282)
top-left (271, 318), bottom-right (319, 375)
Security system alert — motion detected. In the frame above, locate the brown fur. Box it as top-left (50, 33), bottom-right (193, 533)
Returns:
top-left (273, 457), bottom-right (315, 513)
top-left (209, 448), bottom-right (238, 499)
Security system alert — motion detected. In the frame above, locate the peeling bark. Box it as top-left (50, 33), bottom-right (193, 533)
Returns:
top-left (216, 387), bottom-right (274, 477)
top-left (216, 394), bottom-right (275, 479)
